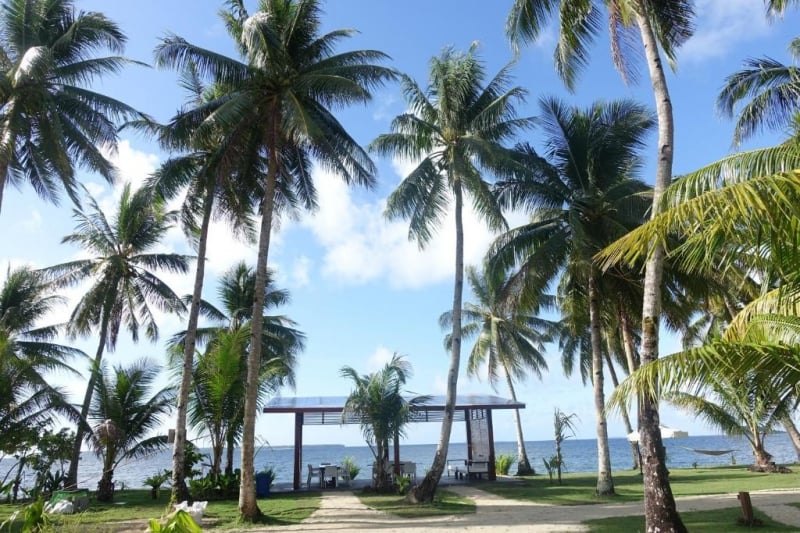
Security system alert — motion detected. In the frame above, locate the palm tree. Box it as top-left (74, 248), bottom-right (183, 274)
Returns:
top-left (154, 0), bottom-right (394, 518)
top-left (506, 2), bottom-right (695, 528)
top-left (169, 261), bottom-right (303, 477)
top-left (665, 371), bottom-right (789, 470)
top-left (488, 97), bottom-right (655, 495)
top-left (42, 184), bottom-right (190, 488)
top-left (553, 408), bottom-right (579, 485)
top-left (371, 45), bottom-right (531, 503)
top-left (340, 354), bottom-right (428, 491)
top-left (0, 0), bottom-right (144, 214)
top-left (144, 66), bottom-right (255, 503)
top-left (444, 265), bottom-right (552, 475)
top-left (90, 359), bottom-right (174, 501)
top-left (0, 266), bottom-right (81, 460)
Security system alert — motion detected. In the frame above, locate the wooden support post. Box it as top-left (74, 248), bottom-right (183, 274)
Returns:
top-left (393, 428), bottom-right (401, 478)
top-left (293, 413), bottom-right (303, 491)
top-left (487, 409), bottom-right (496, 481)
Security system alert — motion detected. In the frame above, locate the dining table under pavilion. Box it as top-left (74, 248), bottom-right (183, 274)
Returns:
top-left (262, 394), bottom-right (525, 491)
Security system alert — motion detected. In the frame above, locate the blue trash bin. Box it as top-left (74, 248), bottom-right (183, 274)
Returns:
top-left (255, 472), bottom-right (271, 498)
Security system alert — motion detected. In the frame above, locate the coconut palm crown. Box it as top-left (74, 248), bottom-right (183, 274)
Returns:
top-left (0, 0), bottom-right (146, 214)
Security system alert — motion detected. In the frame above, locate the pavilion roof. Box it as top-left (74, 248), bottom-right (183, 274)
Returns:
top-left (263, 394), bottom-right (525, 425)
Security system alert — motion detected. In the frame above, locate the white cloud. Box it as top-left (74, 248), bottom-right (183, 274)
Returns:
top-left (21, 209), bottom-right (42, 233)
top-left (367, 345), bottom-right (395, 373)
top-left (290, 255), bottom-right (312, 288)
top-left (681, 0), bottom-right (770, 63)
top-left (301, 168), bottom-right (526, 290)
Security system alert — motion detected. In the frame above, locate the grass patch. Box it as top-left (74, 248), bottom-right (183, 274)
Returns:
top-left (358, 489), bottom-right (475, 518)
top-left (481, 466), bottom-right (800, 506)
top-left (0, 489), bottom-right (320, 531)
top-left (585, 507), bottom-right (797, 532)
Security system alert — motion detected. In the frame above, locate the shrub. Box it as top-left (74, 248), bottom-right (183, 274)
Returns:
top-left (495, 454), bottom-right (515, 475)
top-left (342, 456), bottom-right (360, 480)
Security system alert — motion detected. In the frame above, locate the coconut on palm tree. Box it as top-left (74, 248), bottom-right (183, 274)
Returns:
top-left (488, 97), bottom-right (655, 495)
top-left (89, 359), bottom-right (174, 501)
top-left (371, 44), bottom-right (532, 503)
top-left (444, 265), bottom-right (553, 476)
top-left (42, 184), bottom-right (190, 488)
top-left (154, 1), bottom-right (394, 518)
top-left (507, 2), bottom-right (695, 528)
top-left (0, 0), bottom-right (145, 214)
top-left (340, 354), bottom-right (428, 491)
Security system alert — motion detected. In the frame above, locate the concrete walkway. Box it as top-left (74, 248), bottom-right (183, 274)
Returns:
top-left (238, 486), bottom-right (800, 532)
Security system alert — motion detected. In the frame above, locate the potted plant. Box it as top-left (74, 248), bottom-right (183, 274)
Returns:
top-left (143, 470), bottom-right (171, 500)
top-left (254, 466), bottom-right (275, 498)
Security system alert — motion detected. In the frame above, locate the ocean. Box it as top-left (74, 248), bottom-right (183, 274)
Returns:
top-left (3, 433), bottom-right (796, 491)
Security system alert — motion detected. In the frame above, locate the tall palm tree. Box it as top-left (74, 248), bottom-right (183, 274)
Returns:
top-left (144, 66), bottom-right (255, 503)
top-left (488, 97), bottom-right (655, 495)
top-left (0, 266), bottom-right (81, 457)
top-left (506, 2), bottom-right (694, 528)
top-left (169, 261), bottom-right (303, 476)
top-left (370, 45), bottom-right (532, 502)
top-left (444, 265), bottom-right (553, 475)
top-left (0, 0), bottom-right (144, 214)
top-left (90, 359), bottom-right (174, 501)
top-left (154, 0), bottom-right (394, 518)
top-left (340, 354), bottom-right (428, 491)
top-left (42, 184), bottom-right (190, 488)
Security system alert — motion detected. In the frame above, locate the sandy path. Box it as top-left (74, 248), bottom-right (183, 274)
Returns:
top-left (237, 487), bottom-right (800, 533)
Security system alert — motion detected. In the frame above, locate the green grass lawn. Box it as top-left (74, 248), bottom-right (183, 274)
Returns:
top-left (358, 489), bottom-right (476, 518)
top-left (0, 489), bottom-right (321, 531)
top-left (585, 507), bottom-right (797, 532)
top-left (482, 466), bottom-right (800, 505)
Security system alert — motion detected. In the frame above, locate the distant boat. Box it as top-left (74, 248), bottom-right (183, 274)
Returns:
top-left (627, 426), bottom-right (689, 442)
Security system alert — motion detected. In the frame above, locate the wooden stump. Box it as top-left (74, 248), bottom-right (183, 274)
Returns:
top-left (737, 491), bottom-right (762, 527)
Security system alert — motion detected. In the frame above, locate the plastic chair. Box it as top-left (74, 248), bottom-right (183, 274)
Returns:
top-left (402, 461), bottom-right (416, 481)
top-left (307, 463), bottom-right (321, 489)
top-left (322, 465), bottom-right (338, 488)
top-left (337, 465), bottom-right (351, 487)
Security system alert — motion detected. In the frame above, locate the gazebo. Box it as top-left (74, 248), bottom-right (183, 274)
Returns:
top-left (262, 394), bottom-right (525, 490)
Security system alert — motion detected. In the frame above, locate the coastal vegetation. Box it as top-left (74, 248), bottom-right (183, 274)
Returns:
top-left (5, 0), bottom-right (800, 530)
top-left (340, 354), bottom-right (428, 492)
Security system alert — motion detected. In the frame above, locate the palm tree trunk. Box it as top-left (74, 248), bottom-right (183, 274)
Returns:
top-left (603, 346), bottom-right (639, 470)
top-left (619, 309), bottom-right (639, 373)
top-left (588, 274), bottom-right (614, 495)
top-left (0, 158), bottom-right (7, 216)
top-left (409, 182), bottom-right (464, 504)
top-left (171, 185), bottom-right (214, 503)
top-left (67, 313), bottom-right (111, 488)
top-left (0, 126), bottom-right (16, 215)
top-left (781, 417), bottom-right (800, 463)
top-left (239, 141), bottom-right (280, 521)
top-left (225, 431), bottom-right (235, 475)
top-left (503, 363), bottom-right (533, 475)
top-left (634, 5), bottom-right (686, 531)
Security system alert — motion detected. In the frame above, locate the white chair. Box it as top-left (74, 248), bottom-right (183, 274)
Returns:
top-left (402, 461), bottom-right (416, 481)
top-left (307, 463), bottom-right (320, 489)
top-left (322, 465), bottom-right (338, 488)
top-left (337, 465), bottom-right (351, 487)
top-left (467, 454), bottom-right (489, 479)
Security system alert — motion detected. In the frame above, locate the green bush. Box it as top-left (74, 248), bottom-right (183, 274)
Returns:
top-left (341, 456), bottom-right (360, 480)
top-left (495, 454), bottom-right (515, 475)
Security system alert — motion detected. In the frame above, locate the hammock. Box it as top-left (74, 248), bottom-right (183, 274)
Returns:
top-left (682, 447), bottom-right (736, 456)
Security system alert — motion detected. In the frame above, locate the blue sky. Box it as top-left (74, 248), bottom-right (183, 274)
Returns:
top-left (3, 1), bottom-right (800, 448)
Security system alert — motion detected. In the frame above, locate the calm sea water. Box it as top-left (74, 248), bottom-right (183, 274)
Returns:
top-left (4, 433), bottom-right (796, 490)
